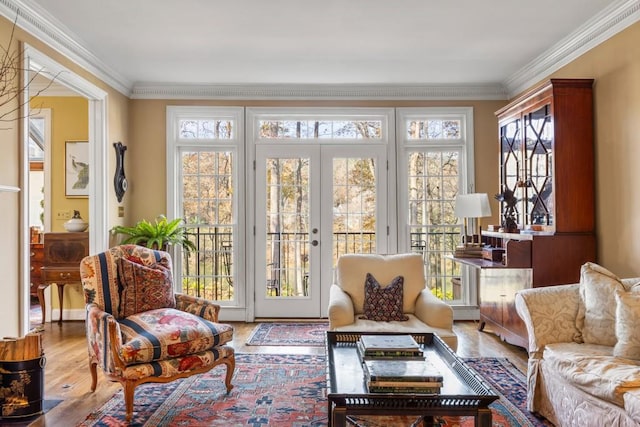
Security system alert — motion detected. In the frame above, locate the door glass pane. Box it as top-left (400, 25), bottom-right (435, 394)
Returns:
top-left (524, 105), bottom-right (553, 226)
top-left (407, 151), bottom-right (461, 301)
top-left (332, 157), bottom-right (376, 265)
top-left (265, 157), bottom-right (310, 297)
top-left (181, 151), bottom-right (235, 302)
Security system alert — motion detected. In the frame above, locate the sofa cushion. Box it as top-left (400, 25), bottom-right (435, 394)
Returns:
top-left (118, 257), bottom-right (176, 318)
top-left (576, 262), bottom-right (625, 346)
top-left (337, 253), bottom-right (425, 314)
top-left (360, 273), bottom-right (409, 321)
top-left (615, 290), bottom-right (640, 360)
top-left (118, 307), bottom-right (233, 365)
top-left (544, 342), bottom-right (640, 407)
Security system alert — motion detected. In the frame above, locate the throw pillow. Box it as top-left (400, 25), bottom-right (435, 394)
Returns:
top-left (117, 257), bottom-right (175, 318)
top-left (575, 262), bottom-right (625, 346)
top-left (614, 289), bottom-right (640, 360)
top-left (359, 273), bottom-right (409, 322)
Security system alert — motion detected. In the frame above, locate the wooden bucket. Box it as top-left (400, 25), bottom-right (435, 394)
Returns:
top-left (0, 356), bottom-right (46, 418)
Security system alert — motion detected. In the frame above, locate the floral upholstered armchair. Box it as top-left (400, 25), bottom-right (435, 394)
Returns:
top-left (79, 245), bottom-right (235, 422)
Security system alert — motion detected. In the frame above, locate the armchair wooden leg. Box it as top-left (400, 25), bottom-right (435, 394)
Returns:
top-left (89, 361), bottom-right (98, 392)
top-left (123, 381), bottom-right (136, 422)
top-left (224, 355), bottom-right (235, 393)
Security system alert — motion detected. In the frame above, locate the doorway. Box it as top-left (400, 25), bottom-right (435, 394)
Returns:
top-left (254, 144), bottom-right (388, 318)
top-left (21, 45), bottom-right (108, 335)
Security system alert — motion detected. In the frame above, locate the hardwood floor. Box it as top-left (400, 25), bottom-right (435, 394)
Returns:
top-left (27, 319), bottom-right (529, 426)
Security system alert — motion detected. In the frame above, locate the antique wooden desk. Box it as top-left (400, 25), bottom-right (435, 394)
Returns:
top-left (40, 232), bottom-right (89, 325)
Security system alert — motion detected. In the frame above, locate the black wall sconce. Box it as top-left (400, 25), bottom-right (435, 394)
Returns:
top-left (113, 142), bottom-right (128, 203)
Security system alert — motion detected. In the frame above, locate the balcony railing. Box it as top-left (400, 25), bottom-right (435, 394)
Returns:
top-left (181, 226), bottom-right (462, 301)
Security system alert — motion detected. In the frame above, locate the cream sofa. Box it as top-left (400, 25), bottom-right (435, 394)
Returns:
top-left (515, 262), bottom-right (640, 427)
top-left (327, 253), bottom-right (458, 351)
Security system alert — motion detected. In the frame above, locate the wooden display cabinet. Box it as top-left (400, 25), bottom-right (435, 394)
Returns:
top-left (40, 232), bottom-right (89, 324)
top-left (460, 79), bottom-right (597, 348)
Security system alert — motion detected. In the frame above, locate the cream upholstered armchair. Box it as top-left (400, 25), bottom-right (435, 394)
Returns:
top-left (79, 245), bottom-right (235, 421)
top-left (328, 253), bottom-right (458, 351)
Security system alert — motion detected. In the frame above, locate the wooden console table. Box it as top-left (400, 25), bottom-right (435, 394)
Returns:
top-left (40, 232), bottom-right (89, 325)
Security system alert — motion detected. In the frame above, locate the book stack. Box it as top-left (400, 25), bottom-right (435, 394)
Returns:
top-left (357, 334), bottom-right (424, 360)
top-left (363, 359), bottom-right (444, 394)
top-left (454, 243), bottom-right (484, 258)
top-left (357, 335), bottom-right (443, 394)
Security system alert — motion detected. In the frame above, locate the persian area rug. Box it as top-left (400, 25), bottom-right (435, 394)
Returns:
top-left (246, 322), bottom-right (329, 346)
top-left (78, 355), bottom-right (551, 427)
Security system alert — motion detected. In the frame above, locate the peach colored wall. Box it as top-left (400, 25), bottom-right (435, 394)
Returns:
top-left (0, 15), bottom-right (129, 335)
top-left (542, 21), bottom-right (640, 276)
top-left (31, 96), bottom-right (89, 232)
top-left (0, 16), bottom-right (21, 336)
top-left (129, 99), bottom-right (505, 225)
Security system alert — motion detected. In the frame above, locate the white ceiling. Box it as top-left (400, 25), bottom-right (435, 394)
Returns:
top-left (9, 0), bottom-right (640, 99)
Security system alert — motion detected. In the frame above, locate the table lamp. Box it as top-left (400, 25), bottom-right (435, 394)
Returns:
top-left (454, 193), bottom-right (492, 245)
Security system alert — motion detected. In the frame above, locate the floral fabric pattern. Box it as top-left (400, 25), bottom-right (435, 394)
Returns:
top-left (80, 245), bottom-right (235, 387)
top-left (614, 290), bottom-right (640, 360)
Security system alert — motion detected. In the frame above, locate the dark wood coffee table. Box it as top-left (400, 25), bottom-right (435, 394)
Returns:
top-left (326, 331), bottom-right (499, 427)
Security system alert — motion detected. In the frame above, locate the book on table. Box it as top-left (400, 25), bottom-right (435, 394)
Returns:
top-left (358, 334), bottom-right (423, 359)
top-left (364, 358), bottom-right (444, 394)
top-left (363, 359), bottom-right (444, 383)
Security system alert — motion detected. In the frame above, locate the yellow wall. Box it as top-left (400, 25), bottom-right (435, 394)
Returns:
top-left (129, 99), bottom-right (505, 224)
top-left (0, 15), bottom-right (130, 336)
top-left (0, 17), bottom-right (21, 337)
top-left (31, 96), bottom-right (89, 232)
top-left (541, 21), bottom-right (640, 276)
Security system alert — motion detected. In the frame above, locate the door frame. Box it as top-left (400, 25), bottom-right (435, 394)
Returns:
top-left (20, 45), bottom-right (108, 334)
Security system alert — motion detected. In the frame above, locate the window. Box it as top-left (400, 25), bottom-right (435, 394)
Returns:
top-left (397, 108), bottom-right (475, 307)
top-left (166, 107), bottom-right (244, 305)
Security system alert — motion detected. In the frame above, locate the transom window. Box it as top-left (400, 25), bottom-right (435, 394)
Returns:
top-left (257, 118), bottom-right (384, 140)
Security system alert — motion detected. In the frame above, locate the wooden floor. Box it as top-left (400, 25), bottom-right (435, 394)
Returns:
top-left (27, 319), bottom-right (529, 426)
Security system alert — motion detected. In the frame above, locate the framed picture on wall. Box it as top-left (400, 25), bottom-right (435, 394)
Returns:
top-left (65, 140), bottom-right (89, 197)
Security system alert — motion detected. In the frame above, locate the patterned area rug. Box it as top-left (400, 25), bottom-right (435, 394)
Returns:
top-left (246, 322), bottom-right (329, 346)
top-left (78, 354), bottom-right (550, 427)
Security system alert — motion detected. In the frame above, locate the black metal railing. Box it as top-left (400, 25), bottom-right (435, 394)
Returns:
top-left (181, 226), bottom-right (463, 302)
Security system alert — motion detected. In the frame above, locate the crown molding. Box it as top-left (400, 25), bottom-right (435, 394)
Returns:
top-left (0, 0), bottom-right (132, 96)
top-left (130, 83), bottom-right (508, 101)
top-left (504, 0), bottom-right (640, 98)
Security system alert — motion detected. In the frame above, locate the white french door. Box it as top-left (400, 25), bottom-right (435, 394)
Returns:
top-left (254, 144), bottom-right (388, 318)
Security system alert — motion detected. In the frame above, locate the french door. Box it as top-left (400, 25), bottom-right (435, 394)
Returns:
top-left (254, 144), bottom-right (388, 317)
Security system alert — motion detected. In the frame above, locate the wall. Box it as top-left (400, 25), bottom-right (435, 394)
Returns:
top-left (0, 15), bottom-right (130, 336)
top-left (31, 96), bottom-right (89, 232)
top-left (543, 21), bottom-right (640, 276)
top-left (129, 99), bottom-right (505, 224)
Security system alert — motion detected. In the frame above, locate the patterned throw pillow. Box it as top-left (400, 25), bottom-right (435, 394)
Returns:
top-left (576, 262), bottom-right (625, 346)
top-left (117, 257), bottom-right (175, 318)
top-left (614, 290), bottom-right (640, 360)
top-left (359, 273), bottom-right (409, 322)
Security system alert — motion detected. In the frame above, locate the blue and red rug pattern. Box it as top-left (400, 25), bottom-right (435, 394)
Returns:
top-left (246, 322), bottom-right (329, 346)
top-left (78, 354), bottom-right (551, 427)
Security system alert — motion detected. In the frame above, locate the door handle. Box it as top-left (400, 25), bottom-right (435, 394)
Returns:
top-left (311, 240), bottom-right (319, 246)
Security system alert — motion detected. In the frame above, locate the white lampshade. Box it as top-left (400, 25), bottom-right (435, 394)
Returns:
top-left (454, 193), bottom-right (492, 218)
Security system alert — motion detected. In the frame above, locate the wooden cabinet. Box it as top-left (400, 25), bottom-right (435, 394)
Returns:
top-left (30, 243), bottom-right (44, 297)
top-left (472, 79), bottom-right (597, 348)
top-left (41, 232), bottom-right (89, 324)
top-left (496, 78), bottom-right (595, 233)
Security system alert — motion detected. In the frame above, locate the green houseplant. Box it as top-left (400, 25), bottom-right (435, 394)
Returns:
top-left (110, 215), bottom-right (197, 252)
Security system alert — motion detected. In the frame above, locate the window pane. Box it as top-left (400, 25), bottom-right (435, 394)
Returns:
top-left (181, 150), bottom-right (235, 302)
top-left (258, 119), bottom-right (382, 140)
top-left (179, 119), bottom-right (234, 139)
top-left (406, 119), bottom-right (461, 140)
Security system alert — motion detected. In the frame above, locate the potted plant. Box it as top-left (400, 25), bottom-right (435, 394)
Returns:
top-left (110, 215), bottom-right (197, 252)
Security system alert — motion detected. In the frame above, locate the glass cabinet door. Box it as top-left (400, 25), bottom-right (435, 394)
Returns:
top-left (523, 104), bottom-right (553, 228)
top-left (499, 117), bottom-right (522, 228)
